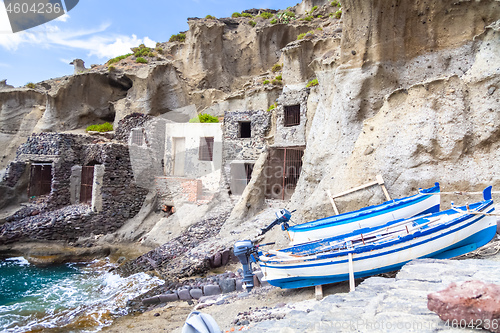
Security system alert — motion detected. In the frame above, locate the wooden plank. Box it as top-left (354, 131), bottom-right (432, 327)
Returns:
top-left (348, 253), bottom-right (355, 292)
top-left (315, 285), bottom-right (323, 300)
top-left (326, 190), bottom-right (340, 215)
top-left (330, 180), bottom-right (379, 199)
top-left (377, 175), bottom-right (392, 201)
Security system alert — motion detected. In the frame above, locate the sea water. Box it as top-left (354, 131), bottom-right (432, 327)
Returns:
top-left (0, 257), bottom-right (164, 332)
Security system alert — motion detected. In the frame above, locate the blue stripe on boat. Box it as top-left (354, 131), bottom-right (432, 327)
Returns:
top-left (265, 224), bottom-right (497, 289)
top-left (262, 202), bottom-right (494, 268)
top-left (289, 184), bottom-right (440, 232)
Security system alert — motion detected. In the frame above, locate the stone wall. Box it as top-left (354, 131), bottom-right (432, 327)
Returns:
top-left (0, 136), bottom-right (148, 243)
top-left (274, 88), bottom-right (310, 147)
top-left (222, 110), bottom-right (271, 196)
top-left (82, 143), bottom-right (148, 220)
top-left (114, 113), bottom-right (153, 143)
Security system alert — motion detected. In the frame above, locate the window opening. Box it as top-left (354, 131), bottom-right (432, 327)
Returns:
top-left (239, 121), bottom-right (252, 138)
top-left (284, 105), bottom-right (301, 127)
top-left (199, 137), bottom-right (214, 161)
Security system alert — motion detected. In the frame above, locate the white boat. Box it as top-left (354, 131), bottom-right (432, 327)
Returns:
top-left (285, 183), bottom-right (441, 245)
top-left (256, 186), bottom-right (496, 289)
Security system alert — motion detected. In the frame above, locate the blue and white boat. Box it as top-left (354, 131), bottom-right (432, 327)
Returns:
top-left (256, 186), bottom-right (496, 289)
top-left (286, 183), bottom-right (441, 245)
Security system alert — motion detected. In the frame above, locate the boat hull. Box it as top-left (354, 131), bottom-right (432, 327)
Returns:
top-left (288, 184), bottom-right (440, 245)
top-left (260, 206), bottom-right (496, 289)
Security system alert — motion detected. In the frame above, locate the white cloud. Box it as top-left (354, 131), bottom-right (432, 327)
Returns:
top-left (0, 22), bottom-right (156, 59)
top-left (0, 62), bottom-right (9, 67)
top-left (56, 14), bottom-right (70, 22)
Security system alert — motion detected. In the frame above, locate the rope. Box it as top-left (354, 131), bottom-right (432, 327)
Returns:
top-left (458, 239), bottom-right (500, 259)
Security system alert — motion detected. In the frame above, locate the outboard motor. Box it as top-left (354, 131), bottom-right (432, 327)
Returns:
top-left (233, 240), bottom-right (257, 291)
top-left (260, 209), bottom-right (293, 235)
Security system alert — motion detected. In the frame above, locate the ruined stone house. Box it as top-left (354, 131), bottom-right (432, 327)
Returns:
top-left (0, 133), bottom-right (147, 239)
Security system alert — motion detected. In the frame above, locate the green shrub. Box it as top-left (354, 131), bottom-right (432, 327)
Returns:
top-left (306, 78), bottom-right (319, 87)
top-left (169, 33), bottom-right (186, 43)
top-left (249, 20), bottom-right (257, 27)
top-left (271, 79), bottom-right (282, 85)
top-left (301, 16), bottom-right (313, 21)
top-left (205, 15), bottom-right (216, 19)
top-left (271, 63), bottom-right (282, 72)
top-left (317, 27), bottom-right (323, 31)
top-left (136, 57), bottom-right (148, 64)
top-left (297, 30), bottom-right (314, 40)
top-left (259, 12), bottom-right (273, 19)
top-left (241, 12), bottom-right (253, 18)
top-left (331, 1), bottom-right (341, 7)
top-left (189, 113), bottom-right (219, 123)
top-left (132, 44), bottom-right (154, 58)
top-left (267, 103), bottom-right (277, 111)
top-left (263, 80), bottom-right (270, 85)
top-left (275, 11), bottom-right (295, 24)
top-left (275, 75), bottom-right (282, 81)
top-left (270, 18), bottom-right (278, 24)
top-left (335, 9), bottom-right (342, 18)
top-left (108, 66), bottom-right (116, 72)
top-left (232, 12), bottom-right (242, 18)
top-left (317, 15), bottom-right (323, 18)
top-left (311, 5), bottom-right (318, 11)
top-left (86, 122), bottom-right (113, 132)
top-left (26, 82), bottom-right (36, 89)
top-left (107, 53), bottom-right (132, 66)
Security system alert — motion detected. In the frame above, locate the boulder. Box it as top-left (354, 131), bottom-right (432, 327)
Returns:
top-left (178, 289), bottom-right (192, 300)
top-left (158, 292), bottom-right (179, 302)
top-left (428, 280), bottom-right (500, 333)
top-left (203, 284), bottom-right (221, 296)
top-left (219, 278), bottom-right (236, 293)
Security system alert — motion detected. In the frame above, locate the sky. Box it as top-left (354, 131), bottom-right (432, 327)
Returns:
top-left (0, 0), bottom-right (299, 87)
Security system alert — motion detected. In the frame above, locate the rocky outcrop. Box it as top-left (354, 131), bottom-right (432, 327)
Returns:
top-left (245, 257), bottom-right (500, 332)
top-left (428, 280), bottom-right (500, 333)
top-left (290, 0), bottom-right (500, 221)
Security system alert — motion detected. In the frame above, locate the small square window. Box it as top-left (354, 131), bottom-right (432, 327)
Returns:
top-left (199, 137), bottom-right (214, 161)
top-left (131, 129), bottom-right (144, 145)
top-left (284, 105), bottom-right (301, 127)
top-left (239, 122), bottom-right (252, 138)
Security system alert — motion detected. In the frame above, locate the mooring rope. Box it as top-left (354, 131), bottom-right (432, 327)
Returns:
top-left (459, 239), bottom-right (500, 258)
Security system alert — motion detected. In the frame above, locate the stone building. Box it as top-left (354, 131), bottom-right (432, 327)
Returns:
top-left (265, 88), bottom-right (310, 200)
top-left (0, 133), bottom-right (147, 241)
top-left (158, 122), bottom-right (223, 204)
top-left (222, 110), bottom-right (271, 195)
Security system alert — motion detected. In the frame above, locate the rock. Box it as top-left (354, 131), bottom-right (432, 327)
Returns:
top-left (203, 284), bottom-right (221, 296)
top-left (428, 280), bottom-right (500, 332)
top-left (178, 289), bottom-right (192, 300)
top-left (212, 252), bottom-right (222, 267)
top-left (142, 296), bottom-right (161, 305)
top-left (189, 288), bottom-right (203, 299)
top-left (255, 270), bottom-right (269, 287)
top-left (158, 292), bottom-right (179, 303)
top-left (219, 278), bottom-right (236, 293)
top-left (236, 279), bottom-right (244, 291)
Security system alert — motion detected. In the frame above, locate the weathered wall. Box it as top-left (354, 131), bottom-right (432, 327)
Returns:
top-left (164, 123), bottom-right (223, 192)
top-left (290, 0), bottom-right (500, 222)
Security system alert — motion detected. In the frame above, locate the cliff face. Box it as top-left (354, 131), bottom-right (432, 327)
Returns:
top-left (292, 0), bottom-right (500, 220)
top-left (1, 0), bottom-right (499, 226)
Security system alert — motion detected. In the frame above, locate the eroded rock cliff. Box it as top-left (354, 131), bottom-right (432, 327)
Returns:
top-left (291, 0), bottom-right (500, 221)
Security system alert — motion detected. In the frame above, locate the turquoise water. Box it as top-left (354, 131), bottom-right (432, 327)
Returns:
top-left (0, 257), bottom-right (164, 332)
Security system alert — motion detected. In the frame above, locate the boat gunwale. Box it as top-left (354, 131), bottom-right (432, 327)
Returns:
top-left (260, 199), bottom-right (494, 266)
top-left (288, 183), bottom-right (441, 232)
